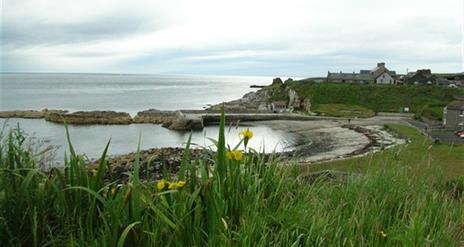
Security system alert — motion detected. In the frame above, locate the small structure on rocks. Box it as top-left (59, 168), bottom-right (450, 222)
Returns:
top-left (271, 101), bottom-right (287, 113)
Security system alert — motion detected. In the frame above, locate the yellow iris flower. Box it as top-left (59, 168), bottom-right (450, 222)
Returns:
top-left (240, 129), bottom-right (253, 140)
top-left (156, 179), bottom-right (166, 190)
top-left (378, 230), bottom-right (387, 238)
top-left (226, 150), bottom-right (243, 161)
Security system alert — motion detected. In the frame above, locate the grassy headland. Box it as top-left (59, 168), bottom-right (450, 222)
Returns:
top-left (1, 111), bottom-right (463, 246)
top-left (267, 80), bottom-right (464, 120)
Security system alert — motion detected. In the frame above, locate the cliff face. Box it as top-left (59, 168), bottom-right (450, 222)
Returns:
top-left (45, 111), bottom-right (133, 125)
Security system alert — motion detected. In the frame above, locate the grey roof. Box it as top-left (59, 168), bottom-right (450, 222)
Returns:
top-left (447, 101), bottom-right (464, 110)
top-left (327, 72), bottom-right (374, 81)
top-left (328, 63), bottom-right (395, 82)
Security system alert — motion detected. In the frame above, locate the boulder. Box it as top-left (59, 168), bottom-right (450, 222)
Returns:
top-left (167, 111), bottom-right (204, 131)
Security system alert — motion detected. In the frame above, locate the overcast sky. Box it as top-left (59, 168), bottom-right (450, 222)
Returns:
top-left (1, 0), bottom-right (463, 76)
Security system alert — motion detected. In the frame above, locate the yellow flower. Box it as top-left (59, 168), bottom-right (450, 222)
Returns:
top-left (176, 180), bottom-right (187, 188)
top-left (168, 182), bottom-right (177, 189)
top-left (91, 169), bottom-right (97, 176)
top-left (240, 129), bottom-right (253, 140)
top-left (226, 150), bottom-right (243, 161)
top-left (378, 230), bottom-right (387, 238)
top-left (156, 179), bottom-right (166, 190)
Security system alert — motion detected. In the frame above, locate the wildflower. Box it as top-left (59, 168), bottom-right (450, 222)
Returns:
top-left (378, 230), bottom-right (387, 238)
top-left (240, 128), bottom-right (253, 148)
top-left (168, 182), bottom-right (177, 189)
top-left (91, 169), bottom-right (97, 176)
top-left (240, 129), bottom-right (253, 140)
top-left (226, 150), bottom-right (243, 161)
top-left (176, 180), bottom-right (187, 188)
top-left (156, 179), bottom-right (167, 190)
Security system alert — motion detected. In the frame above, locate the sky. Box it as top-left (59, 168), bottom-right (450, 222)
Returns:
top-left (1, 0), bottom-right (463, 77)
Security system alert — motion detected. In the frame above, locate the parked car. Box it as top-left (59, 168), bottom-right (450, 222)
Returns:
top-left (455, 130), bottom-right (464, 138)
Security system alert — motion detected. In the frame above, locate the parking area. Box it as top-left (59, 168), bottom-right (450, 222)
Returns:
top-left (429, 129), bottom-right (464, 144)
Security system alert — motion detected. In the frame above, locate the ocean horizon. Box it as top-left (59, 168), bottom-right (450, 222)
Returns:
top-left (0, 72), bottom-right (295, 164)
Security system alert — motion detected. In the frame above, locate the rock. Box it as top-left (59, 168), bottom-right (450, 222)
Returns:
top-left (207, 89), bottom-right (271, 113)
top-left (284, 78), bottom-right (294, 84)
top-left (301, 98), bottom-right (312, 113)
top-left (45, 111), bottom-right (132, 125)
top-left (90, 147), bottom-right (209, 182)
top-left (167, 111), bottom-right (204, 131)
top-left (297, 170), bottom-right (356, 184)
top-left (272, 77), bottom-right (283, 85)
top-left (288, 89), bottom-right (300, 109)
top-left (133, 109), bottom-right (176, 125)
top-left (0, 109), bottom-right (68, 119)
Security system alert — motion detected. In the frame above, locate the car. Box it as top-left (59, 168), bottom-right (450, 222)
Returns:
top-left (455, 130), bottom-right (464, 138)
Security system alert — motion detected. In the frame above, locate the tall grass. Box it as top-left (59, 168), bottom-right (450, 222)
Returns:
top-left (0, 109), bottom-right (463, 246)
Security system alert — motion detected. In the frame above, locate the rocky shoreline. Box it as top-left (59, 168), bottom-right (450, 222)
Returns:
top-left (0, 109), bottom-right (68, 119)
top-left (85, 122), bottom-right (407, 181)
top-left (90, 147), bottom-right (210, 182)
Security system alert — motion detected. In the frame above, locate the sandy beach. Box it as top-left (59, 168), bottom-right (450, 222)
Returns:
top-left (249, 116), bottom-right (411, 164)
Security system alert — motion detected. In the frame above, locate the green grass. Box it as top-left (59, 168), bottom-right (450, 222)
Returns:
top-left (299, 124), bottom-right (464, 178)
top-left (266, 81), bottom-right (463, 119)
top-left (1, 113), bottom-right (463, 246)
top-left (311, 104), bottom-right (375, 118)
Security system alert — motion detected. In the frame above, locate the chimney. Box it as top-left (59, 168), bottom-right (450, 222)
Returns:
top-left (377, 62), bottom-right (385, 68)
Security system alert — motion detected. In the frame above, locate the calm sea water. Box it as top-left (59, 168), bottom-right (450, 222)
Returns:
top-left (0, 73), bottom-right (294, 164)
top-left (0, 73), bottom-right (271, 115)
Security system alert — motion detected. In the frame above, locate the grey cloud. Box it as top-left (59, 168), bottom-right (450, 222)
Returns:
top-left (1, 14), bottom-right (156, 48)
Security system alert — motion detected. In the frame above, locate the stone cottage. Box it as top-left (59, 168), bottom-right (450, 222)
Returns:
top-left (443, 101), bottom-right (464, 129)
top-left (327, 62), bottom-right (396, 84)
top-left (404, 69), bottom-right (436, 85)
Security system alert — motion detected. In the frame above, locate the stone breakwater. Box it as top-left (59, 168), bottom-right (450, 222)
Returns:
top-left (0, 109), bottom-right (178, 126)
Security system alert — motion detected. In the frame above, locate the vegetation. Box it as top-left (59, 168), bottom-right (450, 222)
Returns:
top-left (267, 81), bottom-right (464, 119)
top-left (311, 104), bottom-right (375, 118)
top-left (1, 114), bottom-right (463, 246)
top-left (300, 124), bottom-right (464, 178)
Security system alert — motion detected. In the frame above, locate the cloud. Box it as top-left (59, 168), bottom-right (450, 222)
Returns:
top-left (1, 0), bottom-right (462, 75)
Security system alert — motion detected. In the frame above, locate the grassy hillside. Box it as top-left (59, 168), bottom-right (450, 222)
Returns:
top-left (269, 80), bottom-right (464, 120)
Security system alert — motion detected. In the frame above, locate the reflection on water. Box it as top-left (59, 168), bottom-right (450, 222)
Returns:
top-left (0, 118), bottom-right (295, 166)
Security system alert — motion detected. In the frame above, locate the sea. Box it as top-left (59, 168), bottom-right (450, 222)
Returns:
top-left (0, 73), bottom-right (296, 165)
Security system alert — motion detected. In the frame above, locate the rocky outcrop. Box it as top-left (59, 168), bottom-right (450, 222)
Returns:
top-left (301, 98), bottom-right (312, 113)
top-left (45, 111), bottom-right (133, 125)
top-left (208, 89), bottom-right (271, 112)
top-left (0, 109), bottom-right (68, 119)
top-left (90, 147), bottom-right (209, 182)
top-left (288, 89), bottom-right (300, 109)
top-left (272, 77), bottom-right (283, 85)
top-left (167, 111), bottom-right (204, 131)
top-left (133, 109), bottom-right (176, 125)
